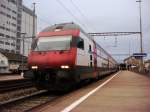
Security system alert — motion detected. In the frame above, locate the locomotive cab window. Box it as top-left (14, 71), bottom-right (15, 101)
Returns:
top-left (32, 36), bottom-right (72, 51)
top-left (77, 37), bottom-right (84, 50)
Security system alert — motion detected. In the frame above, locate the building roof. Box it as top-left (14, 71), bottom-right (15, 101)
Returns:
top-left (124, 56), bottom-right (134, 62)
top-left (145, 60), bottom-right (150, 63)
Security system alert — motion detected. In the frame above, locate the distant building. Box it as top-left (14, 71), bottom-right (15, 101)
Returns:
top-left (144, 60), bottom-right (150, 71)
top-left (0, 0), bottom-right (37, 56)
top-left (21, 5), bottom-right (37, 56)
top-left (124, 56), bottom-right (141, 68)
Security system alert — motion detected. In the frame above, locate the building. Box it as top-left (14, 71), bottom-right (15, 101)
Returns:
top-left (0, 0), bottom-right (22, 54)
top-left (124, 56), bottom-right (141, 66)
top-left (144, 60), bottom-right (150, 71)
top-left (124, 56), bottom-right (142, 71)
top-left (0, 0), bottom-right (36, 56)
top-left (0, 49), bottom-right (27, 73)
top-left (21, 5), bottom-right (37, 56)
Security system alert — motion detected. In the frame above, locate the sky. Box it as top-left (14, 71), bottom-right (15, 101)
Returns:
top-left (23, 0), bottom-right (150, 62)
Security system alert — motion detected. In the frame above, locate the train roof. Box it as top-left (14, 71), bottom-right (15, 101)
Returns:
top-left (41, 22), bottom-right (93, 41)
top-left (42, 22), bottom-right (85, 33)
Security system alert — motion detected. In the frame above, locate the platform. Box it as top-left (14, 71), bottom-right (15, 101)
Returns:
top-left (31, 71), bottom-right (150, 112)
top-left (70, 71), bottom-right (150, 112)
top-left (0, 74), bottom-right (24, 81)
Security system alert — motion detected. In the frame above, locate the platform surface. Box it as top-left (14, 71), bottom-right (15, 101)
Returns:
top-left (0, 74), bottom-right (23, 81)
top-left (71, 71), bottom-right (150, 112)
top-left (31, 71), bottom-right (150, 112)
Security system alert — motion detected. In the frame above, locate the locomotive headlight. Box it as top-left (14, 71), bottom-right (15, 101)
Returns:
top-left (31, 66), bottom-right (38, 69)
top-left (61, 65), bottom-right (70, 69)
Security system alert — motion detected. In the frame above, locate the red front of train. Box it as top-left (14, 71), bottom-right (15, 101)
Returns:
top-left (28, 30), bottom-right (79, 70)
top-left (26, 25), bottom-right (84, 90)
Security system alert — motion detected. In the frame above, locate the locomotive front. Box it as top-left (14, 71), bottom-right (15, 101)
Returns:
top-left (29, 35), bottom-right (75, 69)
top-left (25, 24), bottom-right (81, 90)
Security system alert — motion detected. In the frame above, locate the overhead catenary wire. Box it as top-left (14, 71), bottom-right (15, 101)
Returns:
top-left (37, 17), bottom-right (52, 31)
top-left (25, 3), bottom-right (52, 31)
top-left (55, 0), bottom-right (91, 32)
top-left (70, 0), bottom-right (97, 32)
top-left (38, 17), bottom-right (51, 26)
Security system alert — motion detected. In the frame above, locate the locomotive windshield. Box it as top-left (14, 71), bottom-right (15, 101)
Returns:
top-left (32, 36), bottom-right (72, 51)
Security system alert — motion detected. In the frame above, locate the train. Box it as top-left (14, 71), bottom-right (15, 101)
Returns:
top-left (0, 51), bottom-right (28, 74)
top-left (24, 23), bottom-right (118, 90)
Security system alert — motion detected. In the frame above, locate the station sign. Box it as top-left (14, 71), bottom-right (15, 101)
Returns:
top-left (133, 53), bottom-right (147, 57)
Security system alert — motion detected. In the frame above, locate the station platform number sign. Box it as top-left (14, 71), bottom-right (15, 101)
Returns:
top-left (133, 53), bottom-right (147, 57)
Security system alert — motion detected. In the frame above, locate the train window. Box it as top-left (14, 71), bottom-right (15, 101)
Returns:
top-left (89, 45), bottom-right (92, 52)
top-left (90, 55), bottom-right (92, 60)
top-left (77, 38), bottom-right (84, 50)
top-left (33, 36), bottom-right (72, 51)
top-left (0, 60), bottom-right (4, 64)
top-left (90, 62), bottom-right (93, 67)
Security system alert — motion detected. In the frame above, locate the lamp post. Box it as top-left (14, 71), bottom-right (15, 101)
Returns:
top-left (136, 0), bottom-right (143, 54)
top-left (32, 3), bottom-right (36, 39)
top-left (21, 33), bottom-right (26, 76)
top-left (136, 0), bottom-right (143, 72)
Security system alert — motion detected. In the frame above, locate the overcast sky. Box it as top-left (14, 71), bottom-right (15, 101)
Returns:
top-left (23, 0), bottom-right (150, 62)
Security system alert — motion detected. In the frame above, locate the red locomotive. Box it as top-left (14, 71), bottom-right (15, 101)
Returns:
top-left (24, 23), bottom-right (117, 90)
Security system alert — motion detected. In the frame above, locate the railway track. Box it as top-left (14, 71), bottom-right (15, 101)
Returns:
top-left (0, 73), bottom-right (115, 112)
top-left (0, 79), bottom-right (33, 93)
top-left (0, 90), bottom-right (58, 112)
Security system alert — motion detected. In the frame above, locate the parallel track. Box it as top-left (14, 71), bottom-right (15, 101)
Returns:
top-left (0, 90), bottom-right (58, 112)
top-left (0, 73), bottom-right (117, 111)
top-left (0, 79), bottom-right (33, 93)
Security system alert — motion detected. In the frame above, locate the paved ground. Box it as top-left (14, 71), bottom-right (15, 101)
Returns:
top-left (31, 71), bottom-right (150, 112)
top-left (0, 74), bottom-right (23, 81)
